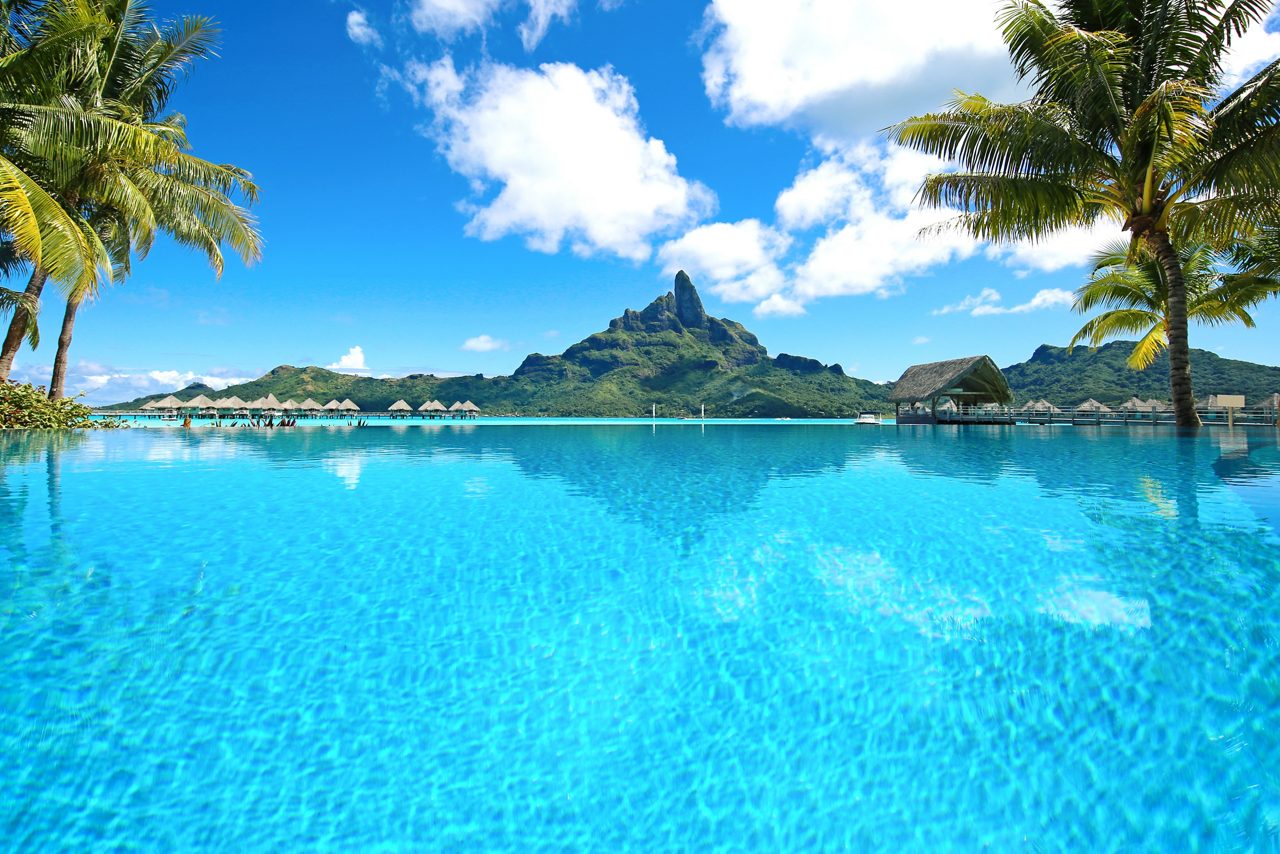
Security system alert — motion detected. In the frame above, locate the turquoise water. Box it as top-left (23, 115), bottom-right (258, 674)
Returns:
top-left (3, 424), bottom-right (1280, 849)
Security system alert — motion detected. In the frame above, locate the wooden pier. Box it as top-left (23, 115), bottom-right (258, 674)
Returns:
top-left (916, 405), bottom-right (1280, 427)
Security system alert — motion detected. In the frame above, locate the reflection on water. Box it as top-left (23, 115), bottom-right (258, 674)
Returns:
top-left (2, 425), bottom-right (1280, 849)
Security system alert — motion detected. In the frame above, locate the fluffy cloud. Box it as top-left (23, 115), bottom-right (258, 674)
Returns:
top-left (701, 0), bottom-right (1016, 139)
top-left (1221, 9), bottom-right (1280, 89)
top-left (988, 220), bottom-right (1120, 274)
top-left (933, 287), bottom-right (1074, 316)
top-left (912, 335), bottom-right (930, 345)
top-left (409, 0), bottom-right (503, 38)
top-left (420, 57), bottom-right (713, 261)
top-left (409, 0), bottom-right (601, 49)
top-left (327, 345), bottom-right (369, 373)
top-left (10, 361), bottom-right (257, 405)
top-left (657, 219), bottom-right (790, 303)
top-left (753, 293), bottom-right (806, 317)
top-left (346, 10), bottom-right (382, 47)
top-left (462, 334), bottom-right (509, 352)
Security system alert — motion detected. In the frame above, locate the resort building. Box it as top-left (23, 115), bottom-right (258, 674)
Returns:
top-left (889, 355), bottom-right (1014, 424)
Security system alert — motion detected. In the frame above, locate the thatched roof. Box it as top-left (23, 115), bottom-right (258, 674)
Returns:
top-left (185, 394), bottom-right (215, 408)
top-left (1118, 396), bottom-right (1149, 411)
top-left (427, 400), bottom-right (447, 411)
top-left (264, 393), bottom-right (282, 407)
top-left (300, 398), bottom-right (323, 410)
top-left (281, 399), bottom-right (299, 410)
top-left (388, 399), bottom-right (412, 411)
top-left (1076, 398), bottom-right (1111, 412)
top-left (888, 355), bottom-right (1012, 405)
top-left (340, 399), bottom-right (360, 411)
top-left (323, 399), bottom-right (341, 410)
top-left (462, 400), bottom-right (480, 412)
top-left (223, 396), bottom-right (247, 408)
top-left (449, 401), bottom-right (465, 411)
top-left (1143, 398), bottom-right (1167, 409)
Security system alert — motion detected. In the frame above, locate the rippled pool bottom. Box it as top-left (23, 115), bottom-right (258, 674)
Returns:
top-left (2, 425), bottom-right (1279, 849)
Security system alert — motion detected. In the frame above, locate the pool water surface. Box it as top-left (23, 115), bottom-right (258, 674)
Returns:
top-left (2, 424), bottom-right (1279, 849)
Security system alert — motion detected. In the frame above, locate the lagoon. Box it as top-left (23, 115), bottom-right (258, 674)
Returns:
top-left (3, 424), bottom-right (1279, 848)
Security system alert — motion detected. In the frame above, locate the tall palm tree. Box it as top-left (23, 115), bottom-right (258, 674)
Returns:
top-left (0, 0), bottom-right (259, 383)
top-left (890, 0), bottom-right (1280, 426)
top-left (1069, 239), bottom-right (1280, 370)
top-left (43, 3), bottom-right (261, 398)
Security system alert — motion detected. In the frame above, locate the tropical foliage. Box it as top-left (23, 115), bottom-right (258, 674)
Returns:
top-left (1004, 341), bottom-right (1280, 407)
top-left (0, 378), bottom-right (94, 427)
top-left (890, 0), bottom-right (1280, 426)
top-left (0, 0), bottom-right (261, 400)
top-left (1070, 239), bottom-right (1280, 369)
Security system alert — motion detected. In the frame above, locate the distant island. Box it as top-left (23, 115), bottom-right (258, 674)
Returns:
top-left (107, 272), bottom-right (1280, 417)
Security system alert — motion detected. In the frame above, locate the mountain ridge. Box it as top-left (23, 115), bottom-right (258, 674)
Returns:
top-left (106, 272), bottom-right (887, 416)
top-left (104, 274), bottom-right (1280, 414)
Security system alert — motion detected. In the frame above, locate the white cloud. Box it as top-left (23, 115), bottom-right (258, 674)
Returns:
top-left (409, 0), bottom-right (604, 49)
top-left (346, 9), bottom-right (382, 47)
top-left (9, 361), bottom-right (258, 405)
top-left (988, 220), bottom-right (1119, 274)
top-left (422, 57), bottom-right (713, 261)
top-left (462, 334), bottom-right (509, 352)
top-left (701, 0), bottom-right (1016, 139)
top-left (933, 288), bottom-right (1002, 316)
top-left (753, 293), bottom-right (806, 317)
top-left (657, 219), bottom-right (791, 303)
top-left (520, 0), bottom-right (576, 49)
top-left (1220, 9), bottom-right (1280, 90)
top-left (775, 159), bottom-right (867, 230)
top-left (327, 345), bottom-right (369, 373)
top-left (409, 0), bottom-right (502, 38)
top-left (794, 205), bottom-right (978, 301)
top-left (912, 335), bottom-right (930, 345)
top-left (933, 287), bottom-right (1074, 317)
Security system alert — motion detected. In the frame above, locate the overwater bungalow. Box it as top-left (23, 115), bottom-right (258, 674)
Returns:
top-left (448, 401), bottom-right (465, 419)
top-left (300, 398), bottom-right (323, 414)
top-left (388, 399), bottom-right (412, 418)
top-left (462, 400), bottom-right (480, 419)
top-left (1076, 398), bottom-right (1111, 413)
top-left (889, 356), bottom-right (1013, 424)
top-left (340, 399), bottom-right (360, 413)
top-left (323, 400), bottom-right (341, 413)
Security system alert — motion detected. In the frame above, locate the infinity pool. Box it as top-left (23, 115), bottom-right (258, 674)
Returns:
top-left (3, 424), bottom-right (1279, 849)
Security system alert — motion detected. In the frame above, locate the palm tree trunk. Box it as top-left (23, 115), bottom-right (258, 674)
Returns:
top-left (1147, 231), bottom-right (1201, 428)
top-left (48, 297), bottom-right (81, 400)
top-left (0, 267), bottom-right (48, 381)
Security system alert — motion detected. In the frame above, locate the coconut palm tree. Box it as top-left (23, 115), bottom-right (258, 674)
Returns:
top-left (1069, 239), bottom-right (1280, 371)
top-left (0, 0), bottom-right (260, 384)
top-left (890, 0), bottom-right (1280, 427)
top-left (43, 3), bottom-right (261, 397)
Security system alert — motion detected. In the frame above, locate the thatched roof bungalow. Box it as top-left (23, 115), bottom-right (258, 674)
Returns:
top-left (1076, 398), bottom-right (1111, 413)
top-left (889, 355), bottom-right (1012, 422)
top-left (388, 400), bottom-right (412, 412)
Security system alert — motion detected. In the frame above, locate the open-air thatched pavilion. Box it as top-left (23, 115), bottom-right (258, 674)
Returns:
top-left (889, 355), bottom-right (1013, 423)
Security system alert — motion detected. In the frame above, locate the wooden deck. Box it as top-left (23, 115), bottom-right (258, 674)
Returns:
top-left (908, 405), bottom-right (1280, 427)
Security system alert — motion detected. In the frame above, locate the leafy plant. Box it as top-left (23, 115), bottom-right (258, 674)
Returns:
top-left (0, 379), bottom-right (121, 428)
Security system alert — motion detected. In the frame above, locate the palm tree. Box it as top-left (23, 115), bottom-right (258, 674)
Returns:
top-left (0, 0), bottom-right (260, 384)
top-left (890, 0), bottom-right (1280, 426)
top-left (1069, 239), bottom-right (1280, 370)
top-left (43, 3), bottom-right (262, 398)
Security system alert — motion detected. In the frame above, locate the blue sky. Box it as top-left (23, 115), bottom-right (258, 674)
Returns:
top-left (12, 0), bottom-right (1280, 402)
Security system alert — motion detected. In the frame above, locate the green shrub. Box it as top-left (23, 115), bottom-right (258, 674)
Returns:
top-left (0, 381), bottom-right (102, 429)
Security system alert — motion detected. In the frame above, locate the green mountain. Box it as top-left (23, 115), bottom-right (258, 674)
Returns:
top-left (107, 272), bottom-right (890, 417)
top-left (1002, 341), bottom-right (1280, 406)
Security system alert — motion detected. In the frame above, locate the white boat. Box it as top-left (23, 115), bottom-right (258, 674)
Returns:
top-left (855, 413), bottom-right (881, 425)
